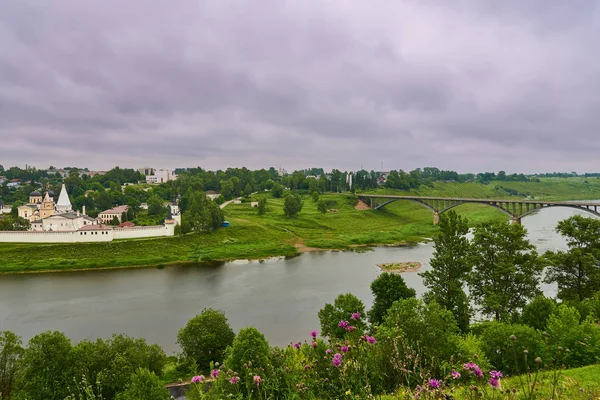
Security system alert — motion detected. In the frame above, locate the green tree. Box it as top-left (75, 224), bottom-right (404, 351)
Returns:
top-left (115, 368), bottom-right (170, 400)
top-left (311, 191), bottom-right (319, 202)
top-left (225, 327), bottom-right (271, 384)
top-left (243, 183), bottom-right (253, 197)
top-left (0, 216), bottom-right (31, 231)
top-left (421, 211), bottom-right (472, 331)
top-left (18, 331), bottom-right (72, 400)
top-left (257, 197), bottom-right (267, 215)
top-left (544, 216), bottom-right (600, 301)
top-left (177, 309), bottom-right (235, 372)
top-left (126, 207), bottom-right (135, 221)
top-left (317, 199), bottom-right (328, 214)
top-left (468, 222), bottom-right (542, 321)
top-left (0, 331), bottom-right (23, 400)
top-left (368, 272), bottom-right (416, 325)
top-left (283, 193), bottom-right (303, 217)
top-left (111, 215), bottom-right (120, 225)
top-left (147, 195), bottom-right (165, 216)
top-left (271, 183), bottom-right (283, 198)
top-left (520, 295), bottom-right (557, 331)
top-left (318, 293), bottom-right (367, 339)
top-left (379, 298), bottom-right (460, 376)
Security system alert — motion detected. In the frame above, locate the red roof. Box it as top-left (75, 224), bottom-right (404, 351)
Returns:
top-left (118, 221), bottom-right (135, 228)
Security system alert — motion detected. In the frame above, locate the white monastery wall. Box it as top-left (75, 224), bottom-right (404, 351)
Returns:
top-left (113, 224), bottom-right (175, 240)
top-left (0, 230), bottom-right (113, 243)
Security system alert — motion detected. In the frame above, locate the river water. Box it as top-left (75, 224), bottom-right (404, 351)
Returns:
top-left (0, 206), bottom-right (596, 354)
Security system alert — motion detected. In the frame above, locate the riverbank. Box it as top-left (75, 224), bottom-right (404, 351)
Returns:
top-left (1, 178), bottom-right (599, 274)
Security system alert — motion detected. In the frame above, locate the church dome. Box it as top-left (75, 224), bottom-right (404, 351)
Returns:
top-left (30, 190), bottom-right (42, 196)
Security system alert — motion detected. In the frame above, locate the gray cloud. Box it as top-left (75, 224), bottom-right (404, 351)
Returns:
top-left (0, 0), bottom-right (599, 173)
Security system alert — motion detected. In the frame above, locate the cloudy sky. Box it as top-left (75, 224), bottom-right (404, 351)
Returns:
top-left (1, 1), bottom-right (599, 173)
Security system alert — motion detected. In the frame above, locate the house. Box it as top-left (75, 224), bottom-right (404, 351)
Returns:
top-left (6, 179), bottom-right (20, 189)
top-left (138, 167), bottom-right (155, 176)
top-left (146, 169), bottom-right (175, 184)
top-left (98, 205), bottom-right (129, 224)
top-left (33, 211), bottom-right (98, 232)
top-left (205, 190), bottom-right (220, 201)
top-left (17, 205), bottom-right (38, 221)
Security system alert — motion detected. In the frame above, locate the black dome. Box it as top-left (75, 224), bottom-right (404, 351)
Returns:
top-left (30, 190), bottom-right (42, 196)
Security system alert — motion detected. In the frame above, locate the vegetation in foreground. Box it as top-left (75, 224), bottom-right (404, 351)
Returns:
top-left (3, 214), bottom-right (600, 399)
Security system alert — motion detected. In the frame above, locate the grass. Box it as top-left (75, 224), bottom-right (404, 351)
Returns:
top-left (1, 178), bottom-right (599, 274)
top-left (380, 364), bottom-right (600, 399)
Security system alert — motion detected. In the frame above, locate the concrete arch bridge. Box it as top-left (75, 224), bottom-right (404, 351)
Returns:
top-left (357, 194), bottom-right (600, 225)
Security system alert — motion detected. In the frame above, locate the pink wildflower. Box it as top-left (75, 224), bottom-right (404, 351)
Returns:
top-left (293, 342), bottom-right (301, 349)
top-left (345, 325), bottom-right (356, 332)
top-left (366, 335), bottom-right (376, 344)
top-left (351, 312), bottom-right (361, 320)
top-left (312, 341), bottom-right (318, 348)
top-left (230, 376), bottom-right (239, 384)
top-left (211, 369), bottom-right (220, 379)
top-left (326, 348), bottom-right (333, 354)
top-left (310, 330), bottom-right (318, 338)
top-left (451, 370), bottom-right (461, 380)
top-left (341, 345), bottom-right (349, 353)
top-left (253, 375), bottom-right (262, 386)
top-left (191, 375), bottom-right (204, 383)
top-left (490, 371), bottom-right (503, 380)
top-left (338, 320), bottom-right (349, 329)
top-left (489, 378), bottom-right (500, 388)
top-left (332, 353), bottom-right (343, 367)
top-left (429, 379), bottom-right (441, 389)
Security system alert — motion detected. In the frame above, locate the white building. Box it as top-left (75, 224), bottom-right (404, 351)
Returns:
top-left (146, 169), bottom-right (176, 184)
top-left (31, 211), bottom-right (98, 232)
top-left (98, 205), bottom-right (129, 224)
top-left (56, 184), bottom-right (73, 213)
top-left (205, 191), bottom-right (220, 201)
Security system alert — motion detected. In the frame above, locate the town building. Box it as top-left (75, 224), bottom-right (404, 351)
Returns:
top-left (138, 167), bottom-right (155, 176)
top-left (145, 169), bottom-right (175, 184)
top-left (205, 190), bottom-right (220, 201)
top-left (98, 205), bottom-right (130, 224)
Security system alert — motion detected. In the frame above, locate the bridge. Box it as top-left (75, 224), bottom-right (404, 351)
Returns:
top-left (357, 194), bottom-right (600, 225)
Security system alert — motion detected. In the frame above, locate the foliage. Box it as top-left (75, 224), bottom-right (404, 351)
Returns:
top-left (421, 210), bottom-right (472, 331)
top-left (316, 199), bottom-right (328, 214)
top-left (177, 308), bottom-right (235, 373)
top-left (318, 293), bottom-right (367, 339)
top-left (283, 193), bottom-right (303, 217)
top-left (368, 272), bottom-right (416, 325)
top-left (17, 331), bottom-right (72, 400)
top-left (477, 321), bottom-right (546, 374)
top-left (257, 197), bottom-right (267, 215)
top-left (545, 215), bottom-right (600, 301)
top-left (0, 216), bottom-right (30, 231)
top-left (520, 295), bottom-right (556, 331)
top-left (225, 327), bottom-right (272, 384)
top-left (468, 222), bottom-right (543, 321)
top-left (147, 195), bottom-right (165, 216)
top-left (0, 331), bottom-right (23, 399)
top-left (271, 183), bottom-right (283, 198)
top-left (114, 368), bottom-right (170, 400)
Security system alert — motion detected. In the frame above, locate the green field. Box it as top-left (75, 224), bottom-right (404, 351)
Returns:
top-left (1, 178), bottom-right (599, 274)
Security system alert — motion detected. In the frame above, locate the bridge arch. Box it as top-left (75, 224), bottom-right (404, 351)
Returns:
top-left (519, 204), bottom-right (600, 219)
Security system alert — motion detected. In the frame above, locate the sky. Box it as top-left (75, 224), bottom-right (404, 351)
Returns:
top-left (1, 1), bottom-right (599, 173)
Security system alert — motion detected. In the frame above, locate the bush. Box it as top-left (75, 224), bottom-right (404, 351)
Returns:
top-left (283, 193), bottom-right (303, 217)
top-left (115, 368), bottom-right (170, 400)
top-left (177, 309), bottom-right (235, 373)
top-left (318, 293), bottom-right (367, 339)
top-left (0, 331), bottom-right (23, 399)
top-left (369, 272), bottom-right (416, 325)
top-left (521, 295), bottom-right (557, 331)
top-left (478, 321), bottom-right (546, 374)
top-left (225, 327), bottom-right (272, 384)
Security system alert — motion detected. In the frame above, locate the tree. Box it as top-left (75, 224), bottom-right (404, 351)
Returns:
top-left (18, 331), bottom-right (72, 400)
top-left (317, 199), bottom-right (328, 214)
top-left (115, 368), bottom-right (170, 400)
top-left (420, 211), bottom-right (472, 331)
top-left (126, 206), bottom-right (135, 221)
top-left (318, 293), bottom-right (367, 339)
top-left (283, 193), bottom-right (303, 217)
top-left (520, 295), bottom-right (556, 331)
top-left (147, 195), bottom-right (165, 216)
top-left (311, 191), bottom-right (319, 202)
top-left (177, 308), bottom-right (235, 372)
top-left (0, 216), bottom-right (31, 231)
top-left (468, 222), bottom-right (543, 321)
top-left (271, 183), bottom-right (283, 198)
top-left (0, 331), bottom-right (23, 400)
top-left (544, 216), bottom-right (600, 301)
top-left (225, 327), bottom-right (272, 385)
top-left (257, 197), bottom-right (267, 215)
top-left (111, 215), bottom-right (120, 225)
top-left (243, 183), bottom-right (253, 197)
top-left (368, 272), bottom-right (416, 325)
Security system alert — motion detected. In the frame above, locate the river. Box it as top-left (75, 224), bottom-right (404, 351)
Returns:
top-left (0, 206), bottom-right (596, 354)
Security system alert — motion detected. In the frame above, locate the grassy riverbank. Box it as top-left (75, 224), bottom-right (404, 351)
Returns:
top-left (1, 178), bottom-right (599, 274)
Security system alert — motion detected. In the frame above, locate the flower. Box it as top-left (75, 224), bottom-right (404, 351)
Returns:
top-left (253, 375), bottom-right (262, 385)
top-left (451, 370), bottom-right (461, 380)
top-left (191, 375), bottom-right (204, 383)
top-left (230, 376), bottom-right (239, 384)
top-left (429, 379), bottom-right (441, 389)
top-left (464, 362), bottom-right (483, 377)
top-left (488, 378), bottom-right (500, 388)
top-left (345, 325), bottom-right (356, 332)
top-left (211, 369), bottom-right (220, 379)
top-left (332, 353), bottom-right (343, 367)
top-left (338, 320), bottom-right (349, 329)
top-left (490, 371), bottom-right (503, 380)
top-left (326, 348), bottom-right (333, 354)
top-left (341, 345), bottom-right (349, 353)
top-left (312, 341), bottom-right (318, 348)
top-left (293, 342), bottom-right (301, 349)
top-left (366, 335), bottom-right (376, 344)
top-left (351, 312), bottom-right (361, 320)
top-left (310, 330), bottom-right (318, 338)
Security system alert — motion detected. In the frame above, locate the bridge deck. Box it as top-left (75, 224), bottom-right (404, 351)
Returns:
top-left (357, 194), bottom-right (599, 207)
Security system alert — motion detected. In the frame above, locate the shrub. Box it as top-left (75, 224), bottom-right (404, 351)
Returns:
top-left (318, 293), bottom-right (367, 339)
top-left (369, 272), bottom-right (416, 325)
top-left (0, 331), bottom-right (23, 399)
top-left (225, 327), bottom-right (272, 384)
top-left (478, 321), bottom-right (546, 374)
top-left (283, 193), bottom-right (303, 217)
top-left (521, 295), bottom-right (557, 331)
top-left (177, 308), bottom-right (235, 373)
top-left (115, 368), bottom-right (170, 400)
